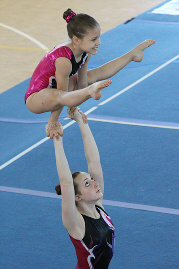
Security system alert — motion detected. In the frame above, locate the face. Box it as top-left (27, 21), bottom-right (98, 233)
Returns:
top-left (77, 26), bottom-right (101, 55)
top-left (75, 172), bottom-right (103, 202)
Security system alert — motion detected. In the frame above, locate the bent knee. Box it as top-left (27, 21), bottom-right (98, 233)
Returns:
top-left (26, 91), bottom-right (64, 113)
top-left (26, 93), bottom-right (46, 114)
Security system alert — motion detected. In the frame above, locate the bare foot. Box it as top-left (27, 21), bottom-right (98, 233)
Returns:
top-left (132, 39), bottom-right (155, 62)
top-left (90, 80), bottom-right (112, 100)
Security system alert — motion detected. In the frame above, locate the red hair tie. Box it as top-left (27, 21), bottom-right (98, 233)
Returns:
top-left (65, 12), bottom-right (76, 23)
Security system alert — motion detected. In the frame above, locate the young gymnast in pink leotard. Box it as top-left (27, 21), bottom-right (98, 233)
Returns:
top-left (25, 8), bottom-right (155, 140)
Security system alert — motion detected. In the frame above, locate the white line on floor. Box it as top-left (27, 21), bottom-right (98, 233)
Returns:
top-left (1, 186), bottom-right (178, 215)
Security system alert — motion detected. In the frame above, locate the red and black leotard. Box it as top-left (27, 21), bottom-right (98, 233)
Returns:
top-left (69, 206), bottom-right (115, 269)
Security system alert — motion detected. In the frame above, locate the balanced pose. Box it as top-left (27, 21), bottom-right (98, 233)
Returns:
top-left (25, 8), bottom-right (155, 139)
top-left (53, 107), bottom-right (115, 268)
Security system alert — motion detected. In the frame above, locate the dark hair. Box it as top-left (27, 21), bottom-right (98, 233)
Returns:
top-left (55, 171), bottom-right (81, 195)
top-left (63, 8), bottom-right (99, 39)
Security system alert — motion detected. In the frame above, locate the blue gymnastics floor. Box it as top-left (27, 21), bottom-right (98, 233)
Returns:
top-left (1, 1), bottom-right (179, 268)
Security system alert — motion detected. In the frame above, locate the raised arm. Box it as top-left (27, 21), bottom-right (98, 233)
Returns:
top-left (68, 108), bottom-right (104, 194)
top-left (53, 124), bottom-right (84, 236)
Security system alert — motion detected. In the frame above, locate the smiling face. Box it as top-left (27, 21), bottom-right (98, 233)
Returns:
top-left (77, 26), bottom-right (101, 55)
top-left (74, 172), bottom-right (103, 203)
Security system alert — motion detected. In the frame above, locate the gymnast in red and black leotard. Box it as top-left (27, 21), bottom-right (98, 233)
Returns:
top-left (69, 205), bottom-right (115, 269)
top-left (54, 106), bottom-right (115, 269)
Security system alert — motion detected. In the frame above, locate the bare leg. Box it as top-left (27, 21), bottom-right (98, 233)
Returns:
top-left (26, 80), bottom-right (111, 139)
top-left (26, 80), bottom-right (112, 114)
top-left (51, 40), bottom-right (155, 95)
top-left (87, 39), bottom-right (155, 84)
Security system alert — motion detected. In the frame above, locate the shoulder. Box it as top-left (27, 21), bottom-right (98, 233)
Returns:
top-left (52, 45), bottom-right (73, 60)
top-left (55, 47), bottom-right (73, 76)
top-left (95, 202), bottom-right (106, 213)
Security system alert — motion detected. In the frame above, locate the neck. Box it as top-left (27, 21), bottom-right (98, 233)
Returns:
top-left (67, 42), bottom-right (84, 59)
top-left (77, 202), bottom-right (100, 219)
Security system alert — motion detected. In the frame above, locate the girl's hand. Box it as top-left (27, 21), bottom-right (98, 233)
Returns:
top-left (67, 107), bottom-right (87, 124)
top-left (45, 122), bottom-right (63, 140)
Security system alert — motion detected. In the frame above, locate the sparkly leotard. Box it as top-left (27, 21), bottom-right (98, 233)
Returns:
top-left (24, 45), bottom-right (88, 103)
top-left (69, 206), bottom-right (115, 269)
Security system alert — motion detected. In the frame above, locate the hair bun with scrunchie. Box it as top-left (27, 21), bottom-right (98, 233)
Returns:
top-left (63, 8), bottom-right (76, 23)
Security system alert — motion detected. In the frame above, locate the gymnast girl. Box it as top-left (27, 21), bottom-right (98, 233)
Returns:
top-left (53, 107), bottom-right (115, 268)
top-left (25, 8), bottom-right (155, 140)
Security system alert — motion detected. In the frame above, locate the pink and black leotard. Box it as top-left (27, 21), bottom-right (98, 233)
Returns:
top-left (69, 205), bottom-right (115, 269)
top-left (24, 45), bottom-right (88, 103)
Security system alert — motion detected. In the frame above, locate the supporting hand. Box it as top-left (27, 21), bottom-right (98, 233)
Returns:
top-left (67, 107), bottom-right (87, 124)
top-left (45, 122), bottom-right (63, 140)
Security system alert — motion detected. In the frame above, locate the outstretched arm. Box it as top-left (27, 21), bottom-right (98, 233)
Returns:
top-left (68, 108), bottom-right (104, 195)
top-left (53, 124), bottom-right (84, 236)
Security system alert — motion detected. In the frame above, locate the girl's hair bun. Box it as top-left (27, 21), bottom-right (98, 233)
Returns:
top-left (55, 184), bottom-right (61, 195)
top-left (63, 9), bottom-right (99, 39)
top-left (63, 8), bottom-right (74, 20)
